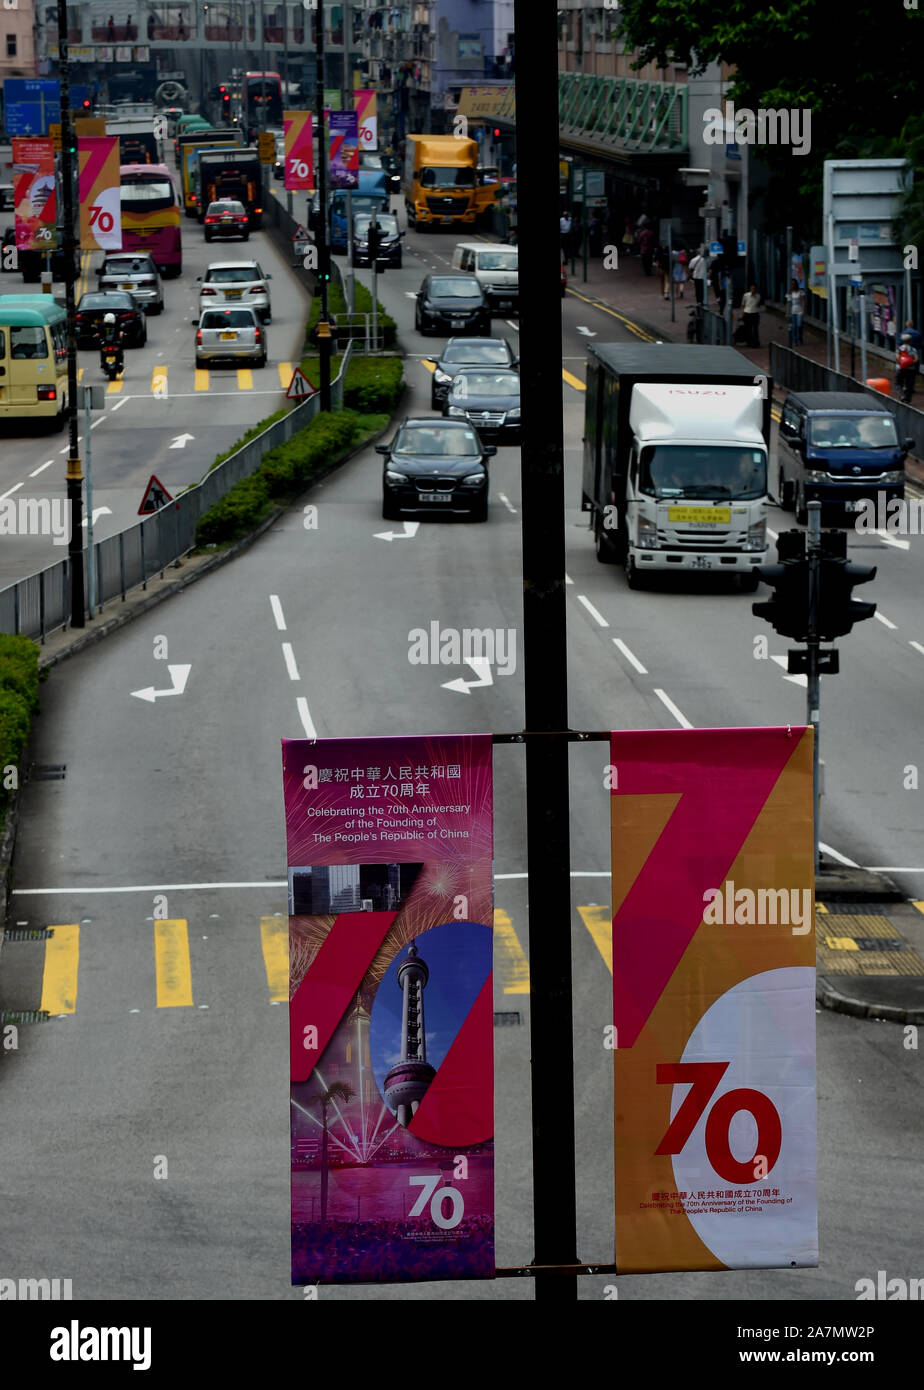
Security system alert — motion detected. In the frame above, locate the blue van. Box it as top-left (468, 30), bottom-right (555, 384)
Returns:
top-left (777, 391), bottom-right (914, 522)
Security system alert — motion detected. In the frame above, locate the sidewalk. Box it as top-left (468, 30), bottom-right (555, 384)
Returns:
top-left (565, 246), bottom-right (924, 1024)
top-left (565, 248), bottom-right (924, 487)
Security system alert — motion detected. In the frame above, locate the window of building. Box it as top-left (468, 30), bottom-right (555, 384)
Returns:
top-left (6, 34), bottom-right (17, 57)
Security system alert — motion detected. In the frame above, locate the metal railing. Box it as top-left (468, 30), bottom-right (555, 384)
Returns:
top-left (0, 344), bottom-right (353, 642)
top-left (769, 342), bottom-right (924, 460)
top-left (558, 73), bottom-right (687, 155)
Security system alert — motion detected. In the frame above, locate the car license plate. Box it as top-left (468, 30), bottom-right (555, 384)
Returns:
top-left (220, 331), bottom-right (237, 340)
top-left (668, 506), bottom-right (732, 525)
top-left (691, 555), bottom-right (714, 569)
top-left (441, 217), bottom-right (453, 225)
top-left (221, 218), bottom-right (232, 223)
top-left (844, 499), bottom-right (864, 512)
top-left (120, 282), bottom-right (134, 289)
top-left (498, 300), bottom-right (511, 309)
top-left (225, 289), bottom-right (242, 298)
top-left (419, 491), bottom-right (452, 503)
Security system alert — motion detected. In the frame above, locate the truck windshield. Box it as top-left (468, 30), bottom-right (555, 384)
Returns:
top-left (639, 445), bottom-right (767, 501)
top-left (809, 415), bottom-right (898, 448)
top-left (420, 167), bottom-right (475, 189)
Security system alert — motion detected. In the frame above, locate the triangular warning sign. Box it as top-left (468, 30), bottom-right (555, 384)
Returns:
top-left (286, 367), bottom-right (317, 401)
top-left (292, 223), bottom-right (309, 241)
top-left (138, 473), bottom-right (173, 515)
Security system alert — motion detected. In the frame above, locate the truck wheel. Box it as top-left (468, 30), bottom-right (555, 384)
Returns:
top-left (779, 476), bottom-right (795, 511)
top-left (739, 571), bottom-right (761, 592)
top-left (625, 555), bottom-right (645, 590)
top-left (795, 486), bottom-right (808, 526)
top-left (594, 521), bottom-right (616, 564)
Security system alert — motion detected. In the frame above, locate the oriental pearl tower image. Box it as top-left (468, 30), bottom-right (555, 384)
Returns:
top-left (383, 940), bottom-right (437, 1127)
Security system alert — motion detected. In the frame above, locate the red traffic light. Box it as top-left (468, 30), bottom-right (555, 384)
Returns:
top-left (493, 127), bottom-right (501, 138)
top-left (82, 99), bottom-right (91, 109)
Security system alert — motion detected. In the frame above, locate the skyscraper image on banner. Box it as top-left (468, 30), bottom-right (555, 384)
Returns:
top-left (282, 734), bottom-right (495, 1284)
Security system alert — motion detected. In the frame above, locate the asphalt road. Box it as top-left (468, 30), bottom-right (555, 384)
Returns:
top-left (0, 204), bottom-right (921, 1303)
top-left (0, 171), bottom-right (307, 589)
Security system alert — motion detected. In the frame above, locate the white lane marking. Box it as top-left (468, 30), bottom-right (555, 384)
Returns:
top-left (865, 866), bottom-right (924, 872)
top-left (565, 572), bottom-right (574, 585)
top-left (29, 460), bottom-right (55, 477)
top-left (874, 611), bottom-right (897, 630)
top-left (613, 637), bottom-right (647, 674)
top-left (767, 527), bottom-right (778, 541)
top-left (653, 688), bottom-right (693, 729)
top-left (281, 642), bottom-right (300, 681)
top-left (871, 528), bottom-right (910, 551)
top-left (819, 841), bottom-right (860, 868)
top-left (0, 482), bottom-right (24, 502)
top-left (577, 594), bottom-right (608, 628)
top-left (81, 507), bottom-right (112, 526)
top-left (405, 291), bottom-right (417, 299)
top-left (110, 397), bottom-right (129, 411)
top-left (497, 492), bottom-right (517, 513)
top-left (505, 320), bottom-right (519, 331)
top-left (494, 872), bottom-right (612, 880)
top-left (296, 695), bottom-right (317, 738)
top-left (910, 641), bottom-right (924, 658)
top-left (269, 594), bottom-right (286, 630)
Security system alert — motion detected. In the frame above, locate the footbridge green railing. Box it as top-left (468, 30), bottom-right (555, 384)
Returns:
top-left (558, 73), bottom-right (688, 155)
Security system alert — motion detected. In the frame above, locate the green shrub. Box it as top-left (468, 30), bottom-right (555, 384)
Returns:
top-left (0, 635), bottom-right (40, 715)
top-left (196, 473), bottom-right (272, 545)
top-left (300, 354), bottom-right (404, 414)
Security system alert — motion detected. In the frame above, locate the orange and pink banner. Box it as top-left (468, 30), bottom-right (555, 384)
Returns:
top-left (78, 135), bottom-right (122, 251)
top-left (354, 88), bottom-right (377, 151)
top-left (283, 110), bottom-right (314, 191)
top-left (610, 726), bottom-right (818, 1272)
top-left (11, 137), bottom-right (57, 254)
top-left (282, 734), bottom-right (494, 1283)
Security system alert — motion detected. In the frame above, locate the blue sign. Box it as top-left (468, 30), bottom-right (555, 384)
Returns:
top-left (725, 142), bottom-right (741, 160)
top-left (3, 79), bottom-right (90, 134)
top-left (709, 241), bottom-right (723, 255)
top-left (737, 240), bottom-right (747, 256)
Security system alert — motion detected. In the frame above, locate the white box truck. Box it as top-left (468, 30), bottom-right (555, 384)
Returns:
top-left (582, 344), bottom-right (772, 589)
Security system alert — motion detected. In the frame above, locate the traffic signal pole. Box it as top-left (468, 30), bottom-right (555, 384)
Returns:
top-left (314, 0), bottom-right (331, 410)
top-left (58, 0), bottom-right (85, 628)
top-left (806, 502), bottom-right (822, 871)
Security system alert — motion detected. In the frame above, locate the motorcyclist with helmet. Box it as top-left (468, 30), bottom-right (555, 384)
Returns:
top-left (99, 311), bottom-right (125, 380)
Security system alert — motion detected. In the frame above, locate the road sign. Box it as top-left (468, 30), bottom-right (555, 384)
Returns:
top-left (138, 474), bottom-right (173, 514)
top-left (258, 131), bottom-right (275, 165)
top-left (292, 223), bottom-right (311, 258)
top-left (737, 240), bottom-right (747, 256)
top-left (709, 241), bottom-right (723, 255)
top-left (286, 367), bottom-right (316, 401)
top-left (48, 123), bottom-right (62, 153)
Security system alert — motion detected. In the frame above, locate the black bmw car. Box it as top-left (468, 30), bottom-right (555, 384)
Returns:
top-left (444, 368), bottom-right (522, 441)
top-left (75, 290), bottom-right (147, 347)
top-left (377, 418), bottom-right (496, 522)
top-left (414, 274), bottom-right (491, 337)
top-left (424, 336), bottom-right (519, 409)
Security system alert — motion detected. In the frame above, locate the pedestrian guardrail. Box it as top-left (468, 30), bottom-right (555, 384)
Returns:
top-left (0, 344), bottom-right (353, 642)
top-left (769, 343), bottom-right (924, 460)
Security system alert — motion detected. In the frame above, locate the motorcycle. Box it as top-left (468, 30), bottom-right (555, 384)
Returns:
top-left (100, 341), bottom-right (123, 382)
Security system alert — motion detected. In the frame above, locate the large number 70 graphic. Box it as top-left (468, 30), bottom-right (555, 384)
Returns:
top-left (655, 1062), bottom-right (782, 1184)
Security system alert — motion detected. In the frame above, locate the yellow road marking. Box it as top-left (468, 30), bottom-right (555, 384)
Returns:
top-left (151, 366), bottom-right (168, 396)
top-left (237, 368), bottom-right (254, 390)
top-left (39, 924), bottom-right (80, 1014)
top-left (420, 359), bottom-right (436, 374)
top-left (154, 920), bottom-right (194, 1007)
top-left (825, 936), bottom-right (860, 951)
top-left (260, 917), bottom-right (289, 1002)
top-left (106, 377), bottom-right (123, 394)
top-left (816, 902), bottom-right (828, 914)
top-left (277, 362), bottom-right (292, 390)
top-left (913, 902), bottom-right (924, 916)
top-left (565, 287), bottom-right (656, 342)
top-left (578, 904), bottom-right (613, 974)
top-left (494, 909), bottom-right (530, 994)
top-left (562, 368), bottom-right (586, 392)
top-left (77, 366), bottom-right (84, 384)
top-left (194, 368), bottom-right (209, 391)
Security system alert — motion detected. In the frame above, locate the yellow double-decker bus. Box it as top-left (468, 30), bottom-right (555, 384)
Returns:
top-left (0, 295), bottom-right (68, 430)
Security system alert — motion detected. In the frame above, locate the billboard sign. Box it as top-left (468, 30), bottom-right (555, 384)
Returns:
top-left (328, 111), bottom-right (360, 190)
top-left (283, 110), bottom-right (314, 191)
top-left (78, 136), bottom-right (122, 251)
top-left (11, 138), bottom-right (58, 253)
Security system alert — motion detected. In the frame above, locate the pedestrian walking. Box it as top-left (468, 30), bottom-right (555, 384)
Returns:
top-left (902, 318), bottom-right (922, 352)
top-left (638, 225), bottom-right (656, 276)
top-left (688, 248), bottom-right (707, 305)
top-left (895, 332), bottom-right (920, 404)
top-left (787, 279), bottom-right (806, 346)
top-left (622, 217), bottom-right (636, 257)
top-left (741, 282), bottom-right (762, 347)
top-left (672, 250), bottom-right (687, 299)
top-left (559, 211), bottom-right (572, 257)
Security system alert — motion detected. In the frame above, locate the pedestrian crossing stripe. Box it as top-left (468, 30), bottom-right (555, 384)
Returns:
top-left (154, 920), bottom-right (194, 1007)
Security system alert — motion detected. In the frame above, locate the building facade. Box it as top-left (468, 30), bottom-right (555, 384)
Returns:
top-left (1, 0), bottom-right (36, 82)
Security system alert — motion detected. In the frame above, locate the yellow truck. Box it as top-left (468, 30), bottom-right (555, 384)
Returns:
top-left (403, 134), bottom-right (478, 230)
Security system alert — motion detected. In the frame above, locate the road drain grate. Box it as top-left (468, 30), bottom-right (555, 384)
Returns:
top-left (4, 928), bottom-right (54, 942)
top-left (494, 1010), bottom-right (521, 1026)
top-left (30, 764), bottom-right (66, 781)
top-left (0, 1010), bottom-right (51, 1024)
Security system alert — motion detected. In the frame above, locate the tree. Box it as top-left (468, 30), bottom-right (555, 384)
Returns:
top-left (615, 0), bottom-right (924, 231)
top-left (307, 1079), bottom-right (354, 1229)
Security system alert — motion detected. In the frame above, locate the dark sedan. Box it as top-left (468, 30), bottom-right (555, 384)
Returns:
top-left (352, 212), bottom-right (404, 268)
top-left (75, 291), bottom-right (147, 347)
top-left (424, 336), bottom-right (519, 409)
top-left (444, 368), bottom-right (522, 441)
top-left (414, 274), bottom-right (491, 337)
top-left (377, 418), bottom-right (496, 522)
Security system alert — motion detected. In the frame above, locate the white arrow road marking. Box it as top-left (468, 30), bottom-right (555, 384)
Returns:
top-left (770, 653), bottom-right (808, 687)
top-left (81, 506), bottom-right (112, 526)
top-left (870, 528), bottom-right (910, 551)
top-left (374, 521), bottom-right (420, 542)
top-left (169, 433), bottom-right (195, 448)
top-left (441, 657), bottom-right (493, 694)
top-left (130, 664), bottom-right (191, 702)
top-left (576, 326), bottom-right (597, 336)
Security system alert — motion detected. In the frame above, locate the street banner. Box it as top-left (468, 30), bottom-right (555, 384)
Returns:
top-left (354, 88), bottom-right (377, 151)
top-left (78, 135), bottom-right (122, 251)
top-left (328, 110), bottom-right (360, 190)
top-left (282, 735), bottom-right (495, 1284)
top-left (11, 138), bottom-right (58, 254)
top-left (283, 110), bottom-right (314, 191)
top-left (610, 727), bottom-right (817, 1273)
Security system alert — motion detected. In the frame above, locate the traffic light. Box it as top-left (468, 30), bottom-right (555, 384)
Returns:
top-left (815, 531), bottom-right (877, 639)
top-left (752, 529), bottom-right (810, 641)
top-left (493, 127), bottom-right (501, 138)
top-left (82, 98), bottom-right (91, 110)
top-left (367, 216), bottom-right (382, 268)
